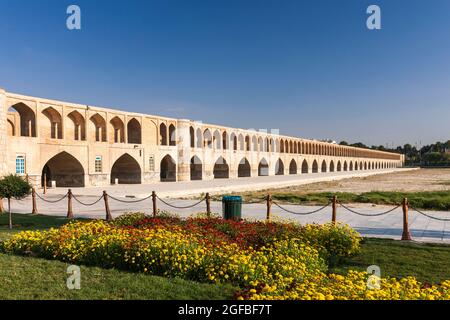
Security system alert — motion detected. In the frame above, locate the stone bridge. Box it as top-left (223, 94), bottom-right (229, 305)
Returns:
top-left (0, 88), bottom-right (404, 188)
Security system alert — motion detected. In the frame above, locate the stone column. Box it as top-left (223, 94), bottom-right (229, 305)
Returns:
top-left (0, 88), bottom-right (8, 176)
top-left (176, 119), bottom-right (191, 182)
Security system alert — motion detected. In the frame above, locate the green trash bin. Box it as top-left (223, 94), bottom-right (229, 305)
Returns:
top-left (222, 196), bottom-right (242, 221)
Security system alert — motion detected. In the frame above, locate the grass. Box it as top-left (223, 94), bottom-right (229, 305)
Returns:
top-left (216, 190), bottom-right (450, 211)
top-left (1, 213), bottom-right (449, 299)
top-left (0, 213), bottom-right (235, 300)
top-left (329, 238), bottom-right (450, 284)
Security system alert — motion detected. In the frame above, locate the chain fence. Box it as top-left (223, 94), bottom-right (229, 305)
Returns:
top-left (155, 194), bottom-right (206, 209)
top-left (410, 206), bottom-right (450, 222)
top-left (339, 202), bottom-right (402, 217)
top-left (72, 194), bottom-right (104, 207)
top-left (35, 192), bottom-right (68, 203)
top-left (272, 201), bottom-right (331, 215)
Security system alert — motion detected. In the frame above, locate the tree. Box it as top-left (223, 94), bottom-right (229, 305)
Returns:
top-left (0, 175), bottom-right (32, 229)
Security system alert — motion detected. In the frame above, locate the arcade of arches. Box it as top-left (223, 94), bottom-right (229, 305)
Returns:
top-left (0, 89), bottom-right (405, 188)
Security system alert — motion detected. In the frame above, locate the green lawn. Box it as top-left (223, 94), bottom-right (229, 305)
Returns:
top-left (330, 238), bottom-right (450, 284)
top-left (1, 213), bottom-right (449, 299)
top-left (215, 190), bottom-right (450, 211)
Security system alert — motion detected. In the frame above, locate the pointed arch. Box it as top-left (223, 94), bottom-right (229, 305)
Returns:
top-left (110, 116), bottom-right (125, 143)
top-left (90, 113), bottom-right (106, 142)
top-left (238, 157), bottom-right (251, 177)
top-left (110, 153), bottom-right (141, 184)
top-left (214, 156), bottom-right (229, 179)
top-left (160, 154), bottom-right (176, 182)
top-left (289, 159), bottom-right (297, 175)
top-left (204, 129), bottom-right (212, 148)
top-left (67, 110), bottom-right (86, 141)
top-left (159, 123), bottom-right (168, 145)
top-left (321, 160), bottom-right (327, 173)
top-left (9, 102), bottom-right (36, 137)
top-left (190, 156), bottom-right (202, 181)
top-left (275, 159), bottom-right (284, 175)
top-left (301, 159), bottom-right (309, 173)
top-left (169, 124), bottom-right (176, 146)
top-left (127, 118), bottom-right (142, 144)
top-left (337, 161), bottom-right (342, 172)
top-left (41, 152), bottom-right (85, 187)
top-left (258, 158), bottom-right (269, 176)
top-left (312, 160), bottom-right (319, 173)
top-left (329, 160), bottom-right (335, 172)
top-left (42, 107), bottom-right (63, 139)
top-left (222, 131), bottom-right (228, 150)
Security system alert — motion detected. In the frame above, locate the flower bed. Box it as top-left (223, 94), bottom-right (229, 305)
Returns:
top-left (1, 214), bottom-right (449, 300)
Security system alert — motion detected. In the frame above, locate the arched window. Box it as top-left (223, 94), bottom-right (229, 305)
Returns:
top-left (127, 118), bottom-right (142, 144)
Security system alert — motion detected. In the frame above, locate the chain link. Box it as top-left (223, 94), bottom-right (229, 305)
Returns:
top-left (35, 192), bottom-right (68, 203)
top-left (272, 201), bottom-right (331, 215)
top-left (156, 195), bottom-right (206, 209)
top-left (108, 194), bottom-right (153, 203)
top-left (339, 202), bottom-right (401, 217)
top-left (72, 194), bottom-right (104, 206)
top-left (410, 207), bottom-right (450, 222)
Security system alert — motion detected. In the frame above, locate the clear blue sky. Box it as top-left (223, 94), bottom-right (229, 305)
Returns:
top-left (1, 0), bottom-right (450, 148)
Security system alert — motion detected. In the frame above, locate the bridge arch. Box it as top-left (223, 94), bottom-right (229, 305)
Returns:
top-left (111, 153), bottom-right (141, 184)
top-left (301, 159), bottom-right (309, 173)
top-left (110, 116), bottom-right (125, 143)
top-left (190, 156), bottom-right (202, 181)
top-left (312, 160), bottom-right (319, 173)
top-left (9, 102), bottom-right (36, 137)
top-left (213, 156), bottom-right (229, 179)
top-left (42, 107), bottom-right (63, 139)
top-left (90, 113), bottom-right (106, 142)
top-left (238, 158), bottom-right (251, 177)
top-left (67, 110), bottom-right (86, 141)
top-left (258, 158), bottom-right (269, 176)
top-left (321, 160), bottom-right (327, 173)
top-left (41, 151), bottom-right (85, 187)
top-left (160, 154), bottom-right (176, 182)
top-left (330, 160), bottom-right (335, 172)
top-left (289, 159), bottom-right (297, 174)
top-left (275, 159), bottom-right (284, 175)
top-left (127, 118), bottom-right (142, 144)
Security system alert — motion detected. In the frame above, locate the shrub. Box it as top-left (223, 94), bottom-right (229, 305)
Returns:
top-left (0, 174), bottom-right (32, 229)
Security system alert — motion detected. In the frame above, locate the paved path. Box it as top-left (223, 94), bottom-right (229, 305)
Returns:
top-left (8, 196), bottom-right (450, 244)
top-left (42, 168), bottom-right (416, 198)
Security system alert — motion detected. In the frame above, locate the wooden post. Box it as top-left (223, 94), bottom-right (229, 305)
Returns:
top-left (43, 173), bottom-right (47, 195)
top-left (67, 189), bottom-right (74, 219)
top-left (152, 191), bottom-right (157, 218)
top-left (206, 193), bottom-right (211, 218)
top-left (266, 194), bottom-right (272, 222)
top-left (32, 187), bottom-right (38, 215)
top-left (103, 191), bottom-right (112, 221)
top-left (332, 195), bottom-right (337, 224)
top-left (401, 198), bottom-right (412, 241)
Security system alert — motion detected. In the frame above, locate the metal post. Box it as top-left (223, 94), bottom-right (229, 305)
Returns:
top-left (67, 189), bottom-right (74, 219)
top-left (152, 191), bottom-right (157, 218)
top-left (266, 194), bottom-right (272, 222)
top-left (103, 191), bottom-right (112, 221)
top-left (332, 195), bottom-right (337, 224)
top-left (206, 193), bottom-right (211, 218)
top-left (32, 187), bottom-right (38, 215)
top-left (401, 198), bottom-right (412, 241)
